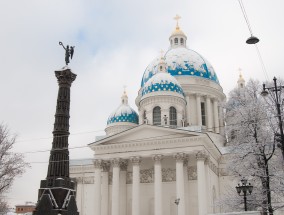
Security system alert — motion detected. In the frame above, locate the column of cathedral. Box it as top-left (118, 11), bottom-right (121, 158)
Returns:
top-left (174, 153), bottom-right (187, 215)
top-left (194, 94), bottom-right (221, 133)
top-left (153, 155), bottom-right (163, 215)
top-left (111, 158), bottom-right (121, 215)
top-left (101, 161), bottom-right (110, 215)
top-left (130, 156), bottom-right (141, 215)
top-left (213, 98), bottom-right (220, 133)
top-left (196, 151), bottom-right (208, 215)
top-left (94, 159), bottom-right (102, 215)
top-left (205, 96), bottom-right (213, 131)
top-left (195, 94), bottom-right (202, 126)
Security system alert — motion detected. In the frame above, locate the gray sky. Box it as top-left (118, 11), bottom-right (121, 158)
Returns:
top-left (1, 0), bottom-right (284, 207)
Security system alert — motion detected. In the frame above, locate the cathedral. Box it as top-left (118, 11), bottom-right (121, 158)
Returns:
top-left (70, 17), bottom-right (241, 215)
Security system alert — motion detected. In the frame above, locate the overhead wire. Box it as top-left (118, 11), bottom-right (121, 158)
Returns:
top-left (237, 0), bottom-right (270, 81)
top-left (16, 114), bottom-right (282, 164)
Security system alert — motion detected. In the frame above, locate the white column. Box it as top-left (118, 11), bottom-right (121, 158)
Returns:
top-left (130, 157), bottom-right (141, 215)
top-left (174, 153), bottom-right (186, 215)
top-left (111, 158), bottom-right (121, 215)
top-left (218, 106), bottom-right (225, 135)
top-left (94, 159), bottom-right (102, 215)
top-left (119, 160), bottom-right (128, 215)
top-left (204, 158), bottom-right (211, 213)
top-left (213, 98), bottom-right (220, 133)
top-left (206, 96), bottom-right (213, 131)
top-left (153, 155), bottom-right (163, 215)
top-left (186, 95), bottom-right (190, 125)
top-left (102, 161), bottom-right (110, 215)
top-left (196, 94), bottom-right (202, 126)
top-left (183, 159), bottom-right (189, 215)
top-left (196, 151), bottom-right (208, 215)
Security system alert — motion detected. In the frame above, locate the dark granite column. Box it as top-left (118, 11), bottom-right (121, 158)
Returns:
top-left (33, 67), bottom-right (79, 215)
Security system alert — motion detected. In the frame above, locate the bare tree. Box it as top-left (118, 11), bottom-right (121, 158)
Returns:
top-left (0, 123), bottom-right (29, 211)
top-left (224, 80), bottom-right (284, 215)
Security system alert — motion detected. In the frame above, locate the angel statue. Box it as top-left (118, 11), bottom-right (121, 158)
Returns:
top-left (59, 41), bottom-right (75, 65)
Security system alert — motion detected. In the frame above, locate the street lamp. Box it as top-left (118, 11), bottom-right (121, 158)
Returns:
top-left (236, 178), bottom-right (253, 211)
top-left (246, 35), bottom-right (259, 44)
top-left (261, 77), bottom-right (284, 160)
top-left (174, 198), bottom-right (180, 215)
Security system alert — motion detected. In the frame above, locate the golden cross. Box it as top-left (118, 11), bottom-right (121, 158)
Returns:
top-left (174, 14), bottom-right (181, 27)
top-left (160, 49), bottom-right (164, 58)
top-left (123, 85), bottom-right (127, 93)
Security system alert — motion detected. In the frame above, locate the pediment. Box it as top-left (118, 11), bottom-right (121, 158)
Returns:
top-left (89, 125), bottom-right (202, 147)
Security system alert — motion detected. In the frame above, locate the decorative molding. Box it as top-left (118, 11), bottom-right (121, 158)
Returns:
top-left (140, 168), bottom-right (154, 183)
top-left (162, 168), bottom-right (176, 182)
top-left (173, 152), bottom-right (187, 162)
top-left (120, 159), bottom-right (128, 171)
top-left (219, 168), bottom-right (228, 176)
top-left (188, 166), bottom-right (197, 180)
top-left (208, 160), bottom-right (218, 176)
top-left (130, 156), bottom-right (141, 165)
top-left (152, 154), bottom-right (163, 163)
top-left (75, 176), bottom-right (94, 184)
top-left (102, 161), bottom-right (110, 172)
top-left (196, 150), bottom-right (208, 160)
top-left (111, 158), bottom-right (121, 168)
top-left (93, 159), bottom-right (103, 169)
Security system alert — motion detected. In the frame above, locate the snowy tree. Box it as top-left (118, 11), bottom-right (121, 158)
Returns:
top-left (0, 124), bottom-right (29, 211)
top-left (224, 79), bottom-right (284, 215)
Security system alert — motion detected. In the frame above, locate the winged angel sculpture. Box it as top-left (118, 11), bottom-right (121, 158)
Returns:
top-left (59, 41), bottom-right (75, 65)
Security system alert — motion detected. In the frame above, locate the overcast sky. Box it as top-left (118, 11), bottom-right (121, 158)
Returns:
top-left (1, 0), bottom-right (284, 207)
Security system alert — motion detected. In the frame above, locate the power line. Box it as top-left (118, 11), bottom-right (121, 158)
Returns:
top-left (15, 129), bottom-right (105, 143)
top-left (16, 114), bottom-right (281, 158)
top-left (237, 0), bottom-right (270, 81)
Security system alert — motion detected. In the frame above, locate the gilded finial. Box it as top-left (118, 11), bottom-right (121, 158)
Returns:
top-left (123, 85), bottom-right (127, 94)
top-left (238, 68), bottom-right (243, 78)
top-left (159, 50), bottom-right (165, 60)
top-left (174, 14), bottom-right (181, 29)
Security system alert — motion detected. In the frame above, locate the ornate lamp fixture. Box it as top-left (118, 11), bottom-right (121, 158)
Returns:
top-left (236, 178), bottom-right (253, 211)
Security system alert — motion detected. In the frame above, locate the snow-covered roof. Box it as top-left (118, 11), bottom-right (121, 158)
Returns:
top-left (107, 91), bottom-right (139, 125)
top-left (141, 72), bottom-right (184, 97)
top-left (141, 47), bottom-right (219, 87)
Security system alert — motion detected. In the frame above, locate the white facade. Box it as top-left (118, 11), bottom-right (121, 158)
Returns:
top-left (70, 19), bottom-right (229, 215)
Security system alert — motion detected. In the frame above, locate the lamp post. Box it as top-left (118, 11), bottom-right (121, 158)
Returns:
top-left (261, 77), bottom-right (284, 160)
top-left (236, 178), bottom-right (253, 211)
top-left (174, 198), bottom-right (180, 215)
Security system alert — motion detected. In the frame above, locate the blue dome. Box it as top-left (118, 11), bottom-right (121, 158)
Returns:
top-left (141, 47), bottom-right (219, 87)
top-left (107, 102), bottom-right (139, 125)
top-left (142, 72), bottom-right (184, 97)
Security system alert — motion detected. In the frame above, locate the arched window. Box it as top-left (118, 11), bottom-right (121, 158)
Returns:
top-left (174, 38), bottom-right (178, 45)
top-left (169, 107), bottom-right (177, 126)
top-left (180, 38), bottom-right (184, 45)
top-left (153, 106), bottom-right (161, 125)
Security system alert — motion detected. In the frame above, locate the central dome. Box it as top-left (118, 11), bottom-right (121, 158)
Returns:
top-left (141, 47), bottom-right (219, 87)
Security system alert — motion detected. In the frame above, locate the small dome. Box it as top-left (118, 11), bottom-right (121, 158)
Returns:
top-left (171, 26), bottom-right (186, 38)
top-left (142, 72), bottom-right (184, 97)
top-left (107, 91), bottom-right (139, 125)
top-left (141, 47), bottom-right (219, 87)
